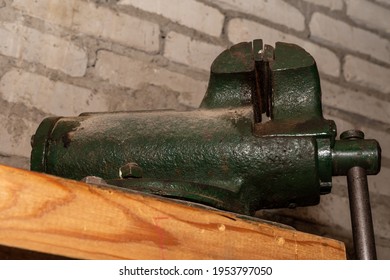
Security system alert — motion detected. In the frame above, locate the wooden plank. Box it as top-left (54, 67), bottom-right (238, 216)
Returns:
top-left (0, 164), bottom-right (346, 259)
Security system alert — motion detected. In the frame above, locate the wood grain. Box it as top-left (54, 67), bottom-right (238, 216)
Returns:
top-left (0, 164), bottom-right (346, 259)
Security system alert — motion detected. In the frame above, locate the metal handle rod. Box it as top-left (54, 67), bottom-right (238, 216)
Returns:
top-left (347, 166), bottom-right (377, 260)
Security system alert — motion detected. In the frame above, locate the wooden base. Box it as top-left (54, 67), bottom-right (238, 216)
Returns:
top-left (0, 164), bottom-right (346, 259)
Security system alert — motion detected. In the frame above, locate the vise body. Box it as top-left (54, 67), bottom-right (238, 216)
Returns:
top-left (30, 40), bottom-right (380, 217)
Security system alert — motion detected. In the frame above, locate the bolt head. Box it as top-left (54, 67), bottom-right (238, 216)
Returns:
top-left (119, 162), bottom-right (143, 178)
top-left (340, 130), bottom-right (364, 140)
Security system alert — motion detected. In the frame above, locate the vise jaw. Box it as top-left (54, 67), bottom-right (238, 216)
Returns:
top-left (30, 40), bottom-right (380, 218)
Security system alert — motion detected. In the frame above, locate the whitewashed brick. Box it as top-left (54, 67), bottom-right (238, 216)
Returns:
top-left (227, 19), bottom-right (340, 77)
top-left (118, 0), bottom-right (224, 37)
top-left (321, 80), bottom-right (390, 123)
top-left (309, 13), bottom-right (390, 63)
top-left (343, 55), bottom-right (390, 94)
top-left (94, 51), bottom-right (208, 107)
top-left (0, 69), bottom-right (107, 116)
top-left (345, 0), bottom-right (390, 34)
top-left (0, 22), bottom-right (87, 77)
top-left (303, 0), bottom-right (343, 10)
top-left (164, 32), bottom-right (225, 71)
top-left (12, 0), bottom-right (75, 27)
top-left (12, 0), bottom-right (159, 52)
top-left (0, 113), bottom-right (37, 157)
top-left (212, 0), bottom-right (305, 31)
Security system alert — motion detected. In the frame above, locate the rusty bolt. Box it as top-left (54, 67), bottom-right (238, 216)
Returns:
top-left (119, 162), bottom-right (143, 178)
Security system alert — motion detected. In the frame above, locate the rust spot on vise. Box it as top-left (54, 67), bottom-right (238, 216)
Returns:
top-left (62, 132), bottom-right (74, 148)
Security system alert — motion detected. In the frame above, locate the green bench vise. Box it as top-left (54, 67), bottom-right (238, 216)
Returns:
top-left (30, 40), bottom-right (381, 259)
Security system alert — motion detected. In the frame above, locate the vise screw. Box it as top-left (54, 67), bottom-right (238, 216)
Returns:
top-left (31, 40), bottom-right (381, 259)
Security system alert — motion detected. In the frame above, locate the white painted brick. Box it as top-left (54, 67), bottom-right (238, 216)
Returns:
top-left (343, 55), bottom-right (390, 94)
top-left (303, 0), bottom-right (343, 10)
top-left (0, 113), bottom-right (37, 158)
top-left (12, 0), bottom-right (76, 27)
top-left (118, 0), bottom-right (224, 37)
top-left (309, 13), bottom-right (390, 63)
top-left (0, 69), bottom-right (107, 116)
top-left (12, 0), bottom-right (159, 52)
top-left (0, 22), bottom-right (87, 77)
top-left (164, 32), bottom-right (225, 71)
top-left (212, 0), bottom-right (305, 31)
top-left (94, 51), bottom-right (208, 107)
top-left (345, 0), bottom-right (390, 34)
top-left (227, 19), bottom-right (340, 77)
top-left (321, 80), bottom-right (390, 123)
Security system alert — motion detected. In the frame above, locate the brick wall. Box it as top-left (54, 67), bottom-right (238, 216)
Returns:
top-left (0, 0), bottom-right (389, 259)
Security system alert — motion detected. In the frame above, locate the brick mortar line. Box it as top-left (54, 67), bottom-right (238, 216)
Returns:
top-left (3, 1), bottom-right (389, 123)
top-left (9, 2), bottom-right (228, 55)
top-left (301, 0), bottom-right (345, 12)
top-left (1, 56), bottom-right (387, 130)
top-left (322, 74), bottom-right (390, 103)
top-left (315, 37), bottom-right (390, 69)
top-left (197, 0), bottom-right (310, 37)
top-left (217, 13), bottom-right (389, 69)
top-left (0, 57), bottom-right (134, 102)
top-left (320, 9), bottom-right (389, 40)
top-left (1, 51), bottom-right (386, 122)
top-left (88, 47), bottom-right (210, 80)
top-left (116, 0), bottom-right (226, 44)
top-left (200, 0), bottom-right (389, 44)
top-left (293, 0), bottom-right (390, 39)
top-left (323, 106), bottom-right (390, 132)
top-left (0, 51), bottom-right (209, 98)
top-left (8, 1), bottom-right (390, 70)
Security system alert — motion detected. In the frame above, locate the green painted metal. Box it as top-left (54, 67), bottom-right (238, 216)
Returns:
top-left (30, 40), bottom-right (381, 216)
top-left (332, 138), bottom-right (381, 176)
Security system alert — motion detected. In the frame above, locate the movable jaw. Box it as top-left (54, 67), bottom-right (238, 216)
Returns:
top-left (30, 40), bottom-right (380, 216)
